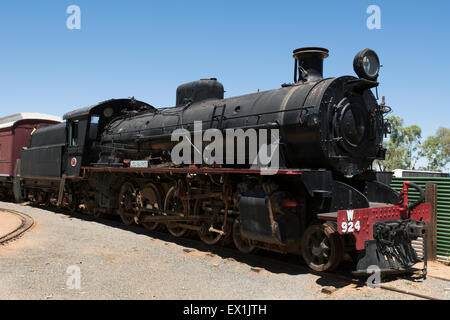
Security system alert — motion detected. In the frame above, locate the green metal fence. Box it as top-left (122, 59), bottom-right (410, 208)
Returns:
top-left (391, 177), bottom-right (450, 264)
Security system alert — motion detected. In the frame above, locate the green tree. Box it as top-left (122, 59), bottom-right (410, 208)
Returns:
top-left (437, 127), bottom-right (450, 158)
top-left (419, 127), bottom-right (450, 171)
top-left (376, 116), bottom-right (422, 171)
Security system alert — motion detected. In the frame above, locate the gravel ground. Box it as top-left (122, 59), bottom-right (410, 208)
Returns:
top-left (0, 201), bottom-right (449, 300)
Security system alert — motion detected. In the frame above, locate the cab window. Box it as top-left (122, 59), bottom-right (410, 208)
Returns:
top-left (89, 116), bottom-right (100, 140)
top-left (91, 116), bottom-right (99, 125)
top-left (69, 121), bottom-right (79, 146)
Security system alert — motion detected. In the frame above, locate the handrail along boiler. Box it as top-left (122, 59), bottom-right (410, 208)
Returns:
top-left (17, 47), bottom-right (431, 275)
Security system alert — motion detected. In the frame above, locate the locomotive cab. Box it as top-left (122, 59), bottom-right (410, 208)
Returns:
top-left (63, 98), bottom-right (156, 177)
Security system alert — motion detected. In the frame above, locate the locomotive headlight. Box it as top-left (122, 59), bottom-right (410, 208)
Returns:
top-left (353, 49), bottom-right (380, 81)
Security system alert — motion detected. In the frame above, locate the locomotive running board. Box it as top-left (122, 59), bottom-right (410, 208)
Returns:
top-left (80, 166), bottom-right (303, 176)
top-left (316, 203), bottom-right (394, 221)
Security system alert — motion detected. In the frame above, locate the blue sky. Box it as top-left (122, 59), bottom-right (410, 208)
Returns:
top-left (0, 0), bottom-right (449, 139)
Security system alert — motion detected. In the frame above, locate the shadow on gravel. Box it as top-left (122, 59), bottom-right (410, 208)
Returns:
top-left (381, 271), bottom-right (426, 284)
top-left (23, 203), bottom-right (420, 289)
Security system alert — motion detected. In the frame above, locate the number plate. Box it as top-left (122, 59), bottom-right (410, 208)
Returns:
top-left (340, 210), bottom-right (361, 234)
top-left (130, 160), bottom-right (149, 168)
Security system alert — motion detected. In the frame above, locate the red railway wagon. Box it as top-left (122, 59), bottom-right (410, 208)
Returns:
top-left (0, 113), bottom-right (61, 199)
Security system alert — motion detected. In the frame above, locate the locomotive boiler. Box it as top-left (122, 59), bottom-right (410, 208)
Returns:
top-left (17, 47), bottom-right (431, 275)
top-left (98, 47), bottom-right (386, 177)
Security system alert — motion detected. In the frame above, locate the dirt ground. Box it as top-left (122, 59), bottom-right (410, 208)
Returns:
top-left (427, 261), bottom-right (450, 279)
top-left (1, 202), bottom-right (449, 300)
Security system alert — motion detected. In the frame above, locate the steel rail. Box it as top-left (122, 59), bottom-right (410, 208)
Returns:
top-left (0, 208), bottom-right (34, 245)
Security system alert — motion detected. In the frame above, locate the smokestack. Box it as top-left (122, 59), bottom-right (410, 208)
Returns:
top-left (293, 47), bottom-right (329, 83)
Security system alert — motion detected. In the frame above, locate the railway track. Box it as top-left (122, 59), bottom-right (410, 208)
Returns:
top-left (0, 208), bottom-right (34, 245)
top-left (0, 203), bottom-right (446, 300)
top-left (223, 245), bottom-right (445, 300)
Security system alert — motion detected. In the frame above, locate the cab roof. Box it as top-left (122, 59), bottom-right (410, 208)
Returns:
top-left (63, 98), bottom-right (156, 120)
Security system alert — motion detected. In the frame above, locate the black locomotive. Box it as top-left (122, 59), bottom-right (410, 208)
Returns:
top-left (16, 47), bottom-right (431, 274)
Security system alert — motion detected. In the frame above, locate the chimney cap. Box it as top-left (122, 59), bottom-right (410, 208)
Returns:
top-left (293, 47), bottom-right (329, 59)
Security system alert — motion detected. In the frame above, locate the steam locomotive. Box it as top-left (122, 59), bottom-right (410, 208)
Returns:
top-left (12, 47), bottom-right (431, 274)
